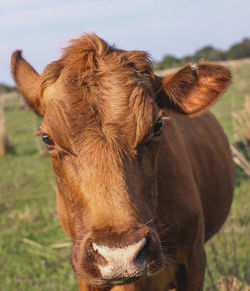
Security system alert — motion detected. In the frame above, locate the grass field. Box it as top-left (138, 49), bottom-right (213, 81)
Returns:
top-left (0, 61), bottom-right (249, 290)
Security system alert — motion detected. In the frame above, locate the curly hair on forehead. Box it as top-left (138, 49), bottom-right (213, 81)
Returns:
top-left (40, 33), bottom-right (154, 95)
top-left (38, 33), bottom-right (158, 157)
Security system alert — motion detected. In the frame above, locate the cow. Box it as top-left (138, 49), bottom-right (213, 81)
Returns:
top-left (11, 33), bottom-right (234, 291)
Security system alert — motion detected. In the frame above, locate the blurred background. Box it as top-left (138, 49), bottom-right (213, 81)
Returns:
top-left (0, 0), bottom-right (249, 290)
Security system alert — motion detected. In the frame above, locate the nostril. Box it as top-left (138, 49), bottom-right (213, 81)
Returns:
top-left (86, 241), bottom-right (108, 265)
top-left (85, 241), bottom-right (94, 258)
top-left (135, 236), bottom-right (149, 263)
top-left (87, 241), bottom-right (102, 257)
top-left (92, 242), bottom-right (99, 254)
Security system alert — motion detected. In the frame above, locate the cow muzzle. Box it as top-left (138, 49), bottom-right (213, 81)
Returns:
top-left (72, 231), bottom-right (163, 286)
top-left (91, 237), bottom-right (147, 282)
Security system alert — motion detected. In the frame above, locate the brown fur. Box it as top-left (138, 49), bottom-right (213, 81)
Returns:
top-left (11, 33), bottom-right (234, 291)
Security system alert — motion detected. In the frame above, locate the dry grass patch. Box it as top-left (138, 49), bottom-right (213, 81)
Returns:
top-left (232, 96), bottom-right (250, 176)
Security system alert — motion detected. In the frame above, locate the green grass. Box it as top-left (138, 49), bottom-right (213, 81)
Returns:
top-left (204, 174), bottom-right (250, 290)
top-left (0, 108), bottom-right (77, 290)
top-left (210, 63), bottom-right (250, 142)
top-left (0, 62), bottom-right (249, 290)
top-left (205, 63), bottom-right (250, 290)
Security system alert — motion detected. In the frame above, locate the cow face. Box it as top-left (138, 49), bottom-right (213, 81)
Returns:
top-left (11, 34), bottom-right (231, 287)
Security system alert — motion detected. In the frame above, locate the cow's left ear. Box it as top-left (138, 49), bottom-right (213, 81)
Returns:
top-left (11, 50), bottom-right (43, 116)
top-left (155, 62), bottom-right (231, 115)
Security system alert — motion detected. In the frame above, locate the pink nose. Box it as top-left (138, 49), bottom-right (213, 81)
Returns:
top-left (92, 237), bottom-right (146, 279)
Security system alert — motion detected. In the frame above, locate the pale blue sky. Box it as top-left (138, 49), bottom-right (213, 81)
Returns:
top-left (1, 0), bottom-right (250, 85)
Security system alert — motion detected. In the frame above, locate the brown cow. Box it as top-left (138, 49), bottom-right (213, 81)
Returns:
top-left (11, 34), bottom-right (234, 291)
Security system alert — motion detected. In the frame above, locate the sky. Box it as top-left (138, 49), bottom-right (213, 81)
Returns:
top-left (1, 0), bottom-right (250, 85)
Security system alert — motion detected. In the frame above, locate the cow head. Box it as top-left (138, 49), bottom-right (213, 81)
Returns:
top-left (11, 34), bottom-right (231, 287)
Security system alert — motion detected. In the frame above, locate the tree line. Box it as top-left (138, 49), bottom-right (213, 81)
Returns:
top-left (1, 38), bottom-right (250, 91)
top-left (154, 38), bottom-right (250, 70)
top-left (0, 84), bottom-right (16, 94)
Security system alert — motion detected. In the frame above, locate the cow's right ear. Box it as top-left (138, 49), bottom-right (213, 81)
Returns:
top-left (155, 62), bottom-right (231, 115)
top-left (11, 50), bottom-right (43, 116)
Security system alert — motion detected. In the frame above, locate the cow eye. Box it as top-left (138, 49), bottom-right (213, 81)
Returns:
top-left (153, 120), bottom-right (164, 136)
top-left (41, 134), bottom-right (54, 146)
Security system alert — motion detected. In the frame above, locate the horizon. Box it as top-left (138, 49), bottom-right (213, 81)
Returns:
top-left (1, 0), bottom-right (250, 85)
